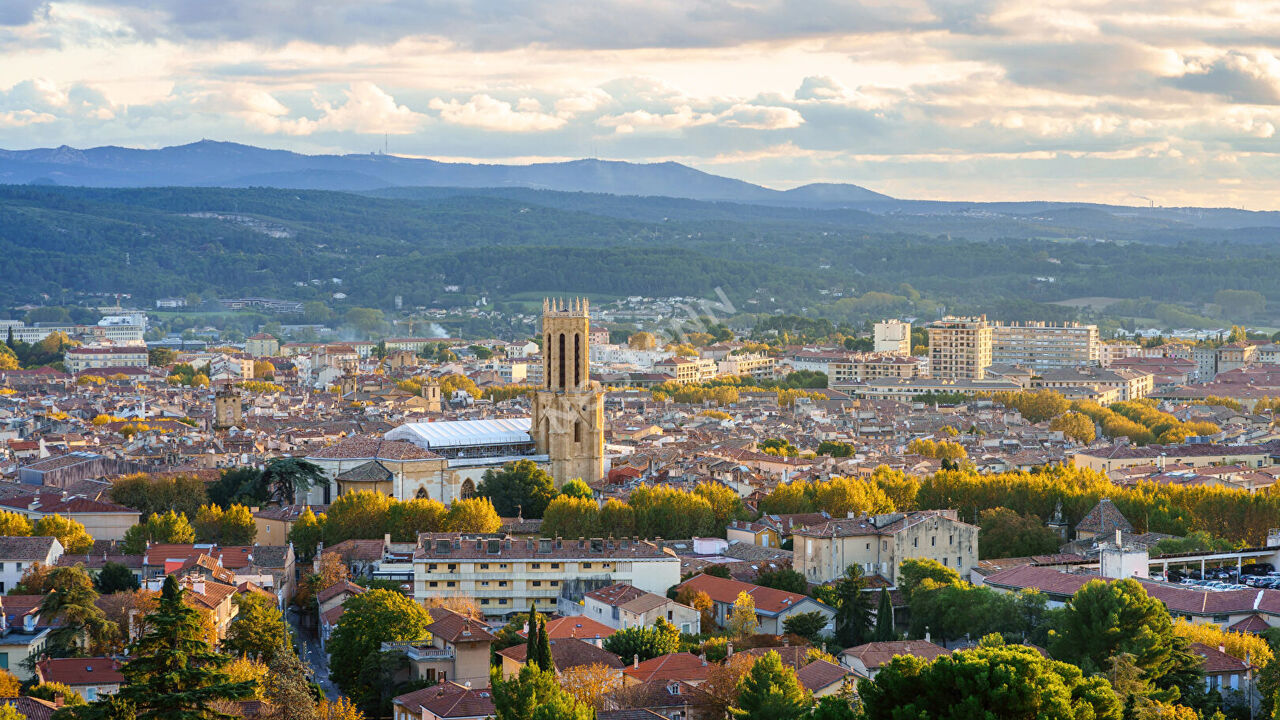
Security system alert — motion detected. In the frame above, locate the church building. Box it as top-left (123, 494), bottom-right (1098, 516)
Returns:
top-left (300, 298), bottom-right (605, 506)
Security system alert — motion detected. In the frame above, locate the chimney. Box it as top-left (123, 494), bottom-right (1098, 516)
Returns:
top-left (700, 654), bottom-right (707, 666)
top-left (633, 654), bottom-right (640, 669)
top-left (53, 696), bottom-right (64, 708)
top-left (1115, 528), bottom-right (1122, 547)
top-left (924, 630), bottom-right (930, 644)
top-left (1219, 644), bottom-right (1227, 655)
top-left (726, 641), bottom-right (733, 658)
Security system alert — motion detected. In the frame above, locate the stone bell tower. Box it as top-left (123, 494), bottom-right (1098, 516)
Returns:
top-left (531, 298), bottom-right (604, 485)
top-left (213, 389), bottom-right (243, 430)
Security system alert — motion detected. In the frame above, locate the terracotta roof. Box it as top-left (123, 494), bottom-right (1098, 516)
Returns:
top-left (737, 645), bottom-right (810, 670)
top-left (0, 536), bottom-right (59, 561)
top-left (394, 682), bottom-right (496, 719)
top-left (528, 616), bottom-right (616, 641)
top-left (1191, 642), bottom-right (1254, 674)
top-left (795, 659), bottom-right (852, 693)
top-left (1229, 614), bottom-right (1271, 633)
top-left (498, 638), bottom-right (624, 672)
top-left (426, 607), bottom-right (494, 644)
top-left (316, 581), bottom-right (365, 605)
top-left (36, 657), bottom-right (124, 686)
top-left (840, 641), bottom-right (951, 671)
top-left (307, 434), bottom-right (441, 461)
top-left (675, 573), bottom-right (813, 616)
top-left (334, 460), bottom-right (393, 484)
top-left (621, 652), bottom-right (711, 684)
top-left (0, 697), bottom-right (58, 720)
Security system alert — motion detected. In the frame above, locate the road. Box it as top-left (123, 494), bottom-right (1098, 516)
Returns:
top-left (287, 606), bottom-right (340, 701)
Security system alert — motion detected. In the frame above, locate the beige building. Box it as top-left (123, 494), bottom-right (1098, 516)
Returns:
top-left (387, 607), bottom-right (494, 688)
top-left (582, 582), bottom-right (702, 635)
top-left (927, 316), bottom-right (992, 380)
top-left (1031, 367), bottom-right (1153, 403)
top-left (245, 333), bottom-right (280, 358)
top-left (413, 534), bottom-right (681, 618)
top-left (1071, 442), bottom-right (1277, 474)
top-left (654, 356), bottom-right (717, 383)
top-left (0, 497), bottom-right (140, 542)
top-left (792, 510), bottom-right (979, 585)
top-left (873, 320), bottom-right (912, 354)
top-left (991, 322), bottom-right (1099, 369)
top-left (531, 298), bottom-right (606, 485)
top-left (64, 345), bottom-right (149, 373)
top-left (716, 353), bottom-right (776, 381)
top-left (829, 354), bottom-right (923, 388)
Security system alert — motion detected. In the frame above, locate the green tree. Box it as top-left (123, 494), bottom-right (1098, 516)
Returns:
top-left (1050, 579), bottom-right (1198, 698)
top-left (978, 507), bottom-right (1062, 560)
top-left (897, 558), bottom-right (960, 598)
top-left (386, 498), bottom-right (447, 542)
top-left (38, 567), bottom-right (119, 658)
top-left (832, 566), bottom-right (874, 648)
top-left (30, 683), bottom-right (87, 705)
top-left (95, 562), bottom-right (140, 594)
top-left (34, 514), bottom-right (94, 553)
top-left (491, 664), bottom-right (593, 720)
top-left (110, 474), bottom-right (208, 519)
top-left (114, 576), bottom-right (256, 720)
top-left (860, 639), bottom-right (1121, 720)
top-left (558, 479), bottom-right (594, 500)
top-left (192, 505), bottom-right (256, 546)
top-left (811, 695), bottom-right (858, 720)
top-left (287, 509), bottom-right (326, 562)
top-left (730, 650), bottom-right (810, 720)
top-left (344, 308), bottom-right (385, 338)
top-left (873, 588), bottom-right (894, 641)
top-left (782, 611), bottom-right (828, 644)
top-left (598, 499), bottom-right (635, 537)
top-left (602, 619), bottom-right (680, 662)
top-left (524, 605), bottom-right (544, 669)
top-left (261, 458), bottom-right (326, 506)
top-left (535, 618), bottom-right (553, 673)
top-left (122, 511), bottom-right (196, 554)
top-left (327, 589), bottom-right (432, 697)
top-left (754, 568), bottom-right (808, 595)
top-left (478, 460), bottom-right (557, 519)
top-left (222, 593), bottom-right (291, 665)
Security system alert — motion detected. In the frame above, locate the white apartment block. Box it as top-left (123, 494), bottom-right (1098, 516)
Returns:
top-left (927, 316), bottom-right (992, 380)
top-left (64, 345), bottom-right (150, 373)
top-left (873, 320), bottom-right (912, 354)
top-left (716, 353), bottom-right (776, 381)
top-left (413, 534), bottom-right (681, 617)
top-left (991, 322), bottom-right (1099, 370)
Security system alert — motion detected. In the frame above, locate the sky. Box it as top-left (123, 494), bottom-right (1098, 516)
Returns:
top-left (2, 1), bottom-right (1280, 207)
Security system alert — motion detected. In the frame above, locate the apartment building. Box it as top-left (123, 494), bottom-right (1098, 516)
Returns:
top-left (1031, 367), bottom-right (1154, 403)
top-left (927, 316), bottom-right (992, 380)
top-left (828, 354), bottom-right (923, 389)
top-left (792, 510), bottom-right (979, 585)
top-left (716, 353), bottom-right (776, 381)
top-left (412, 534), bottom-right (681, 617)
top-left (64, 346), bottom-right (149, 373)
top-left (654, 356), bottom-right (716, 384)
top-left (991, 322), bottom-right (1099, 369)
top-left (873, 320), bottom-right (911, 354)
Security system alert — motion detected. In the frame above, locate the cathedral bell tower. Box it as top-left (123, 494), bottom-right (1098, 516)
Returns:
top-left (532, 298), bottom-right (604, 485)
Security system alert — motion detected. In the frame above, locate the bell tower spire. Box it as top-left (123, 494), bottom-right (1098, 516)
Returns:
top-left (532, 297), bottom-right (604, 485)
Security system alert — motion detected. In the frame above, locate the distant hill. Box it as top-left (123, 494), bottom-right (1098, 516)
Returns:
top-left (0, 140), bottom-right (888, 206)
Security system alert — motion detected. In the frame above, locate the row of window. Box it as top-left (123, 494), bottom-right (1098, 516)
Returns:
top-left (422, 561), bottom-right (611, 573)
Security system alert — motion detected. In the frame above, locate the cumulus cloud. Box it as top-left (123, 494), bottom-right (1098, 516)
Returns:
top-left (1171, 51), bottom-right (1280, 104)
top-left (308, 81), bottom-right (425, 134)
top-left (0, 109), bottom-right (56, 127)
top-left (596, 105), bottom-right (718, 134)
top-left (428, 94), bottom-right (566, 132)
top-left (719, 104), bottom-right (804, 130)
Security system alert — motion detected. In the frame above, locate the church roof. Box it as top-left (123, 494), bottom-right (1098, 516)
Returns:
top-left (386, 418), bottom-right (532, 450)
top-left (335, 460), bottom-right (393, 483)
top-left (1076, 497), bottom-right (1134, 534)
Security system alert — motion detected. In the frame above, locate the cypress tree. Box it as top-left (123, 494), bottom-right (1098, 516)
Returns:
top-left (874, 587), bottom-right (894, 641)
top-left (536, 617), bottom-right (554, 672)
top-left (525, 604), bottom-right (540, 665)
top-left (115, 575), bottom-right (255, 720)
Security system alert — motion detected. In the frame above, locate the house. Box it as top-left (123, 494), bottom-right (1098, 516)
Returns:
top-left (35, 657), bottom-right (124, 701)
top-left (392, 608), bottom-right (494, 688)
top-left (673, 573), bottom-right (835, 635)
top-left (393, 682), bottom-right (496, 720)
top-left (1191, 642), bottom-right (1255, 695)
top-left (0, 697), bottom-right (59, 720)
top-left (0, 605), bottom-right (49, 681)
top-left (584, 583), bottom-right (701, 635)
top-left (839, 640), bottom-right (951, 679)
top-left (792, 510), bottom-right (979, 585)
top-left (0, 536), bottom-right (64, 594)
top-left (795, 659), bottom-right (853, 697)
top-left (606, 679), bottom-right (718, 720)
top-left (621, 653), bottom-right (711, 686)
top-left (537, 616), bottom-right (616, 647)
top-left (495, 638), bottom-right (624, 679)
top-left (317, 581), bottom-right (365, 646)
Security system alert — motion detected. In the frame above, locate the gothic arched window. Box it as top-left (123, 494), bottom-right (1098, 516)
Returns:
top-left (461, 479), bottom-right (476, 499)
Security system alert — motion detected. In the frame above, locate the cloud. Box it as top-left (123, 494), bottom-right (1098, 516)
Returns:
top-left (719, 104), bottom-right (804, 130)
top-left (0, 109), bottom-right (56, 127)
top-left (306, 82), bottom-right (425, 134)
top-left (795, 76), bottom-right (848, 101)
top-left (428, 94), bottom-right (566, 132)
top-left (1171, 51), bottom-right (1280, 104)
top-left (596, 105), bottom-right (718, 134)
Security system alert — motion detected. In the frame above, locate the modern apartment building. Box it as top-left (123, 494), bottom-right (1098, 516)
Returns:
top-left (828, 354), bottom-right (924, 389)
top-left (991, 322), bottom-right (1099, 369)
top-left (654, 356), bottom-right (717, 383)
top-left (873, 320), bottom-right (912, 354)
top-left (927, 316), bottom-right (992, 380)
top-left (716, 353), bottom-right (776, 381)
top-left (412, 534), bottom-right (681, 617)
top-left (64, 346), bottom-right (150, 373)
top-left (1031, 367), bottom-right (1154, 403)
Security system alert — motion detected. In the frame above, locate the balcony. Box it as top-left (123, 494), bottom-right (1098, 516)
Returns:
top-left (380, 641), bottom-right (456, 662)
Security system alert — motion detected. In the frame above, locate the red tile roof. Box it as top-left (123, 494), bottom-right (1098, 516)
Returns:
top-left (675, 573), bottom-right (811, 615)
top-left (36, 657), bottom-right (124, 686)
top-left (621, 652), bottom-right (711, 684)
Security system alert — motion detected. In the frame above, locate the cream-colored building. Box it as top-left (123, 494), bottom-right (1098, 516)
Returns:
top-left (873, 320), bottom-right (912, 354)
top-left (792, 510), bottom-right (979, 585)
top-left (654, 356), bottom-right (717, 383)
top-left (829, 354), bottom-right (923, 388)
top-left (927, 316), bottom-right (992, 380)
top-left (413, 534), bottom-right (681, 617)
top-left (64, 346), bottom-right (149, 373)
top-left (245, 333), bottom-right (280, 358)
top-left (991, 322), bottom-right (1099, 370)
top-left (716, 353), bottom-right (776, 381)
top-left (1031, 367), bottom-right (1153, 403)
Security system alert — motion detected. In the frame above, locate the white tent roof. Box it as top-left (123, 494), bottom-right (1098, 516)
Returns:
top-left (385, 417), bottom-right (532, 450)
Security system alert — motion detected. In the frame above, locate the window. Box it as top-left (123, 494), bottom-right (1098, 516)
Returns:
top-left (480, 564), bottom-right (489, 570)
top-left (582, 563), bottom-right (592, 569)
top-left (931, 536), bottom-right (936, 547)
top-left (531, 563), bottom-right (541, 570)
top-left (429, 581), bottom-right (439, 588)
top-left (912, 538), bottom-right (918, 548)
top-left (551, 563), bottom-right (560, 569)
top-left (532, 581), bottom-right (542, 587)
